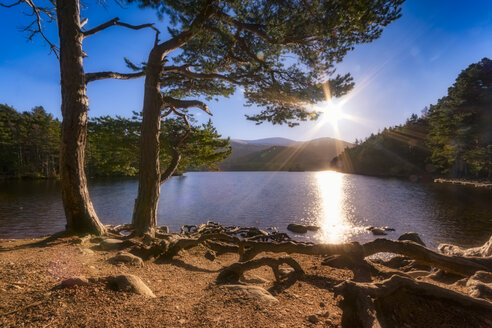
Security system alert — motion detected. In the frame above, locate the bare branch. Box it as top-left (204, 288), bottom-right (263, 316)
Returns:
top-left (25, 0), bottom-right (58, 57)
top-left (0, 0), bottom-right (22, 7)
top-left (85, 71), bottom-right (145, 84)
top-left (82, 17), bottom-right (158, 38)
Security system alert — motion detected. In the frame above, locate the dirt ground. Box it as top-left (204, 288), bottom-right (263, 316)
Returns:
top-left (0, 236), bottom-right (350, 328)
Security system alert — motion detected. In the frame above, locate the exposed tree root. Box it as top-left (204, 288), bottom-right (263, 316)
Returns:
top-left (217, 256), bottom-right (304, 283)
top-left (91, 222), bottom-right (492, 327)
top-left (334, 274), bottom-right (492, 328)
top-left (363, 238), bottom-right (492, 276)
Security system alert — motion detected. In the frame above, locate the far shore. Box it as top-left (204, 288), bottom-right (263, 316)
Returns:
top-left (434, 178), bottom-right (492, 188)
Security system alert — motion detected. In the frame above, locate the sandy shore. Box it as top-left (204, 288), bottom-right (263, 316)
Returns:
top-left (0, 236), bottom-right (347, 327)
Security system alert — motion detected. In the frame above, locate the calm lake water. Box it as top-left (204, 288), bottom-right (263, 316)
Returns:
top-left (0, 171), bottom-right (491, 249)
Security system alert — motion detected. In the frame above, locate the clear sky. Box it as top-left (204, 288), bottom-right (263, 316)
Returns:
top-left (1, 0), bottom-right (491, 143)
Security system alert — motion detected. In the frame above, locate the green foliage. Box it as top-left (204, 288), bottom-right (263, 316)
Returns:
top-left (333, 58), bottom-right (492, 179)
top-left (0, 104), bottom-right (60, 178)
top-left (160, 118), bottom-right (231, 173)
top-left (87, 115), bottom-right (140, 177)
top-left (127, 0), bottom-right (404, 126)
top-left (0, 106), bottom-right (229, 178)
top-left (86, 113), bottom-right (230, 177)
top-left (332, 115), bottom-right (431, 177)
top-left (427, 57), bottom-right (492, 177)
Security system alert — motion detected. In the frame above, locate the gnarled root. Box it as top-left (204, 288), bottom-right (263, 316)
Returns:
top-left (335, 274), bottom-right (492, 328)
top-left (217, 256), bottom-right (304, 283)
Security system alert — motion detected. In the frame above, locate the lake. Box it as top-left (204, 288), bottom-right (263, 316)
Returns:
top-left (0, 171), bottom-right (491, 249)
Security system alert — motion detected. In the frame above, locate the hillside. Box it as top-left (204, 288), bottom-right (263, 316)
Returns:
top-left (219, 137), bottom-right (352, 171)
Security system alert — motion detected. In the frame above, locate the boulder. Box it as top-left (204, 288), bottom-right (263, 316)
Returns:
top-left (370, 228), bottom-right (387, 236)
top-left (221, 284), bottom-right (278, 305)
top-left (109, 252), bottom-right (144, 266)
top-left (287, 223), bottom-right (320, 234)
top-left (398, 232), bottom-right (425, 246)
top-left (108, 274), bottom-right (156, 298)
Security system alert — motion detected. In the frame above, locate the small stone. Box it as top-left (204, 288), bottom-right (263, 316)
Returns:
top-left (204, 250), bottom-right (216, 261)
top-left (99, 238), bottom-right (124, 251)
top-left (278, 267), bottom-right (295, 278)
top-left (61, 276), bottom-right (90, 288)
top-left (178, 319), bottom-right (186, 324)
top-left (108, 274), bottom-right (156, 298)
top-left (370, 228), bottom-right (387, 236)
top-left (398, 232), bottom-right (425, 246)
top-left (109, 252), bottom-right (144, 266)
top-left (307, 314), bottom-right (320, 324)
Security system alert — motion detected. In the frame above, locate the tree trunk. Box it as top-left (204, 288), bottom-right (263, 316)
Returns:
top-left (56, 0), bottom-right (106, 235)
top-left (132, 50), bottom-right (164, 236)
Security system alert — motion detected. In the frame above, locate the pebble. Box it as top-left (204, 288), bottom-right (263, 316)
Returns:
top-left (307, 314), bottom-right (320, 324)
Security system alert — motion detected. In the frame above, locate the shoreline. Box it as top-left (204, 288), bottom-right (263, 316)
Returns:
top-left (434, 178), bottom-right (492, 188)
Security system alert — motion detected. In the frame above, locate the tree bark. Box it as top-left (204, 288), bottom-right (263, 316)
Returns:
top-left (56, 0), bottom-right (106, 235)
top-left (131, 49), bottom-right (164, 236)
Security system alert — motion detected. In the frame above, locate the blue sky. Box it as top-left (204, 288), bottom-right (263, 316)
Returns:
top-left (1, 0), bottom-right (491, 143)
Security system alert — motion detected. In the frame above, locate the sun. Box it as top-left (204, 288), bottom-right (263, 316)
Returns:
top-left (319, 101), bottom-right (344, 126)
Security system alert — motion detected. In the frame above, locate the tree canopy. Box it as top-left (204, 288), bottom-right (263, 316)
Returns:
top-left (127, 0), bottom-right (404, 126)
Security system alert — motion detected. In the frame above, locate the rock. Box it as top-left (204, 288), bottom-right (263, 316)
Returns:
top-left (278, 267), bottom-right (295, 278)
top-left (287, 223), bottom-right (319, 234)
top-left (109, 252), bottom-right (144, 266)
top-left (99, 238), bottom-right (124, 251)
top-left (204, 250), bottom-right (216, 261)
top-left (307, 314), bottom-right (320, 324)
top-left (108, 274), bottom-right (156, 298)
top-left (221, 284), bottom-right (279, 305)
top-left (61, 276), bottom-right (90, 288)
top-left (398, 232), bottom-right (425, 246)
top-left (439, 235), bottom-right (492, 257)
top-left (370, 228), bottom-right (387, 236)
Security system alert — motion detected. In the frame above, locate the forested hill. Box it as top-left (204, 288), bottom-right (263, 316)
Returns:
top-left (219, 137), bottom-right (352, 171)
top-left (332, 58), bottom-right (492, 179)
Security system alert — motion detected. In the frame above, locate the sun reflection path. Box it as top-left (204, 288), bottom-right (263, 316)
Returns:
top-left (315, 171), bottom-right (355, 244)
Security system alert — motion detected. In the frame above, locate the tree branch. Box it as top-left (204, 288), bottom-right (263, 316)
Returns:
top-left (82, 17), bottom-right (158, 38)
top-left (0, 0), bottom-right (22, 7)
top-left (85, 71), bottom-right (145, 84)
top-left (162, 96), bottom-right (212, 115)
top-left (154, 1), bottom-right (215, 57)
top-left (163, 66), bottom-right (240, 84)
top-left (159, 108), bottom-right (191, 184)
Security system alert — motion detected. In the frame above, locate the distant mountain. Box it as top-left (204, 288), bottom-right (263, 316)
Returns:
top-left (234, 137), bottom-right (298, 146)
top-left (219, 137), bottom-right (352, 171)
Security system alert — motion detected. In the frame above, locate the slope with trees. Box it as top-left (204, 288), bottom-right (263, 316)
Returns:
top-left (332, 58), bottom-right (492, 180)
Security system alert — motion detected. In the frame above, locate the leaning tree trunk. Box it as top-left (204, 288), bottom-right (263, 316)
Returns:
top-left (56, 0), bottom-right (106, 235)
top-left (132, 50), bottom-right (164, 236)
